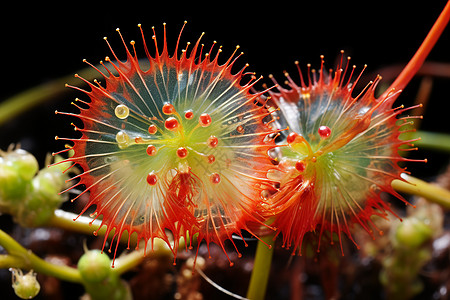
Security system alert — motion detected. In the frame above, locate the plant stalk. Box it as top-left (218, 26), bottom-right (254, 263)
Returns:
top-left (0, 229), bottom-right (82, 283)
top-left (246, 235), bottom-right (274, 300)
top-left (392, 173), bottom-right (450, 209)
top-left (409, 130), bottom-right (450, 153)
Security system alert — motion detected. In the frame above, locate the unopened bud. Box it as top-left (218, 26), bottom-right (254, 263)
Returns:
top-left (7, 149), bottom-right (39, 181)
top-left (395, 218), bottom-right (433, 248)
top-left (10, 269), bottom-right (40, 299)
top-left (78, 250), bottom-right (112, 283)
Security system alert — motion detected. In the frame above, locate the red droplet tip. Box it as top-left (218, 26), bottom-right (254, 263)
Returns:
top-left (207, 135), bottom-right (219, 148)
top-left (318, 125), bottom-right (331, 139)
top-left (210, 173), bottom-right (221, 184)
top-left (176, 147), bottom-right (188, 158)
top-left (287, 132), bottom-right (299, 144)
top-left (199, 113), bottom-right (212, 127)
top-left (146, 145), bottom-right (157, 156)
top-left (148, 124), bottom-right (158, 134)
top-left (165, 117), bottom-right (179, 131)
top-left (146, 173), bottom-right (158, 185)
top-left (184, 110), bottom-right (194, 119)
top-left (162, 103), bottom-right (176, 115)
top-left (295, 160), bottom-right (306, 173)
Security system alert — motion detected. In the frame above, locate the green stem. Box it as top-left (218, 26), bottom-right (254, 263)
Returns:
top-left (48, 209), bottom-right (174, 276)
top-left (112, 249), bottom-right (146, 275)
top-left (0, 66), bottom-right (101, 127)
top-left (48, 209), bottom-right (140, 246)
top-left (0, 254), bottom-right (26, 269)
top-left (48, 209), bottom-right (105, 236)
top-left (0, 59), bottom-right (142, 127)
top-left (392, 174), bottom-right (450, 209)
top-left (0, 229), bottom-right (82, 283)
top-left (246, 235), bottom-right (274, 300)
top-left (112, 240), bottom-right (172, 276)
top-left (412, 130), bottom-right (450, 153)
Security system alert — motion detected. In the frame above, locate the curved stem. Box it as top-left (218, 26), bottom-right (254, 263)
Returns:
top-left (381, 0), bottom-right (450, 98)
top-left (0, 66), bottom-right (101, 127)
top-left (0, 229), bottom-right (82, 283)
top-left (392, 174), bottom-right (450, 210)
top-left (47, 209), bottom-right (141, 246)
top-left (48, 209), bottom-right (106, 236)
top-left (0, 58), bottom-right (142, 127)
top-left (111, 249), bottom-right (146, 275)
top-left (112, 240), bottom-right (173, 275)
top-left (246, 235), bottom-right (274, 300)
top-left (0, 254), bottom-right (26, 269)
top-left (48, 209), bottom-right (176, 276)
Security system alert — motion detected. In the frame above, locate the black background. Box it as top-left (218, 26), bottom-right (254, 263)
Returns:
top-left (2, 2), bottom-right (449, 95)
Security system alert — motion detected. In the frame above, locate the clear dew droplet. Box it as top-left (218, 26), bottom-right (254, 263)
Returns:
top-left (115, 131), bottom-right (129, 143)
top-left (115, 104), bottom-right (130, 119)
top-left (115, 130), bottom-right (130, 149)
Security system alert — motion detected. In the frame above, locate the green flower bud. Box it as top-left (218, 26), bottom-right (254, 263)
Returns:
top-left (10, 269), bottom-right (40, 299)
top-left (13, 170), bottom-right (66, 227)
top-left (78, 250), bottom-right (112, 283)
top-left (395, 218), bottom-right (433, 248)
top-left (0, 163), bottom-right (28, 201)
top-left (1, 148), bottom-right (75, 227)
top-left (7, 149), bottom-right (39, 181)
top-left (33, 166), bottom-right (67, 200)
top-left (0, 148), bottom-right (37, 205)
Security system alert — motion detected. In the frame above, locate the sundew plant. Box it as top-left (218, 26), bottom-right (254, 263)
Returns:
top-left (1, 3), bottom-right (450, 300)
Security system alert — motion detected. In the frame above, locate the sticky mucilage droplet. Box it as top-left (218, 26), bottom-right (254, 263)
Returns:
top-left (115, 130), bottom-right (130, 149)
top-left (115, 104), bottom-right (130, 119)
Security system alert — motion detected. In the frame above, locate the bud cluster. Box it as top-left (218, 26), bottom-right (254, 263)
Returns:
top-left (0, 146), bottom-right (71, 226)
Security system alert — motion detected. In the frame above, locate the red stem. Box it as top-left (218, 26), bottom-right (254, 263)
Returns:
top-left (381, 0), bottom-right (450, 98)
